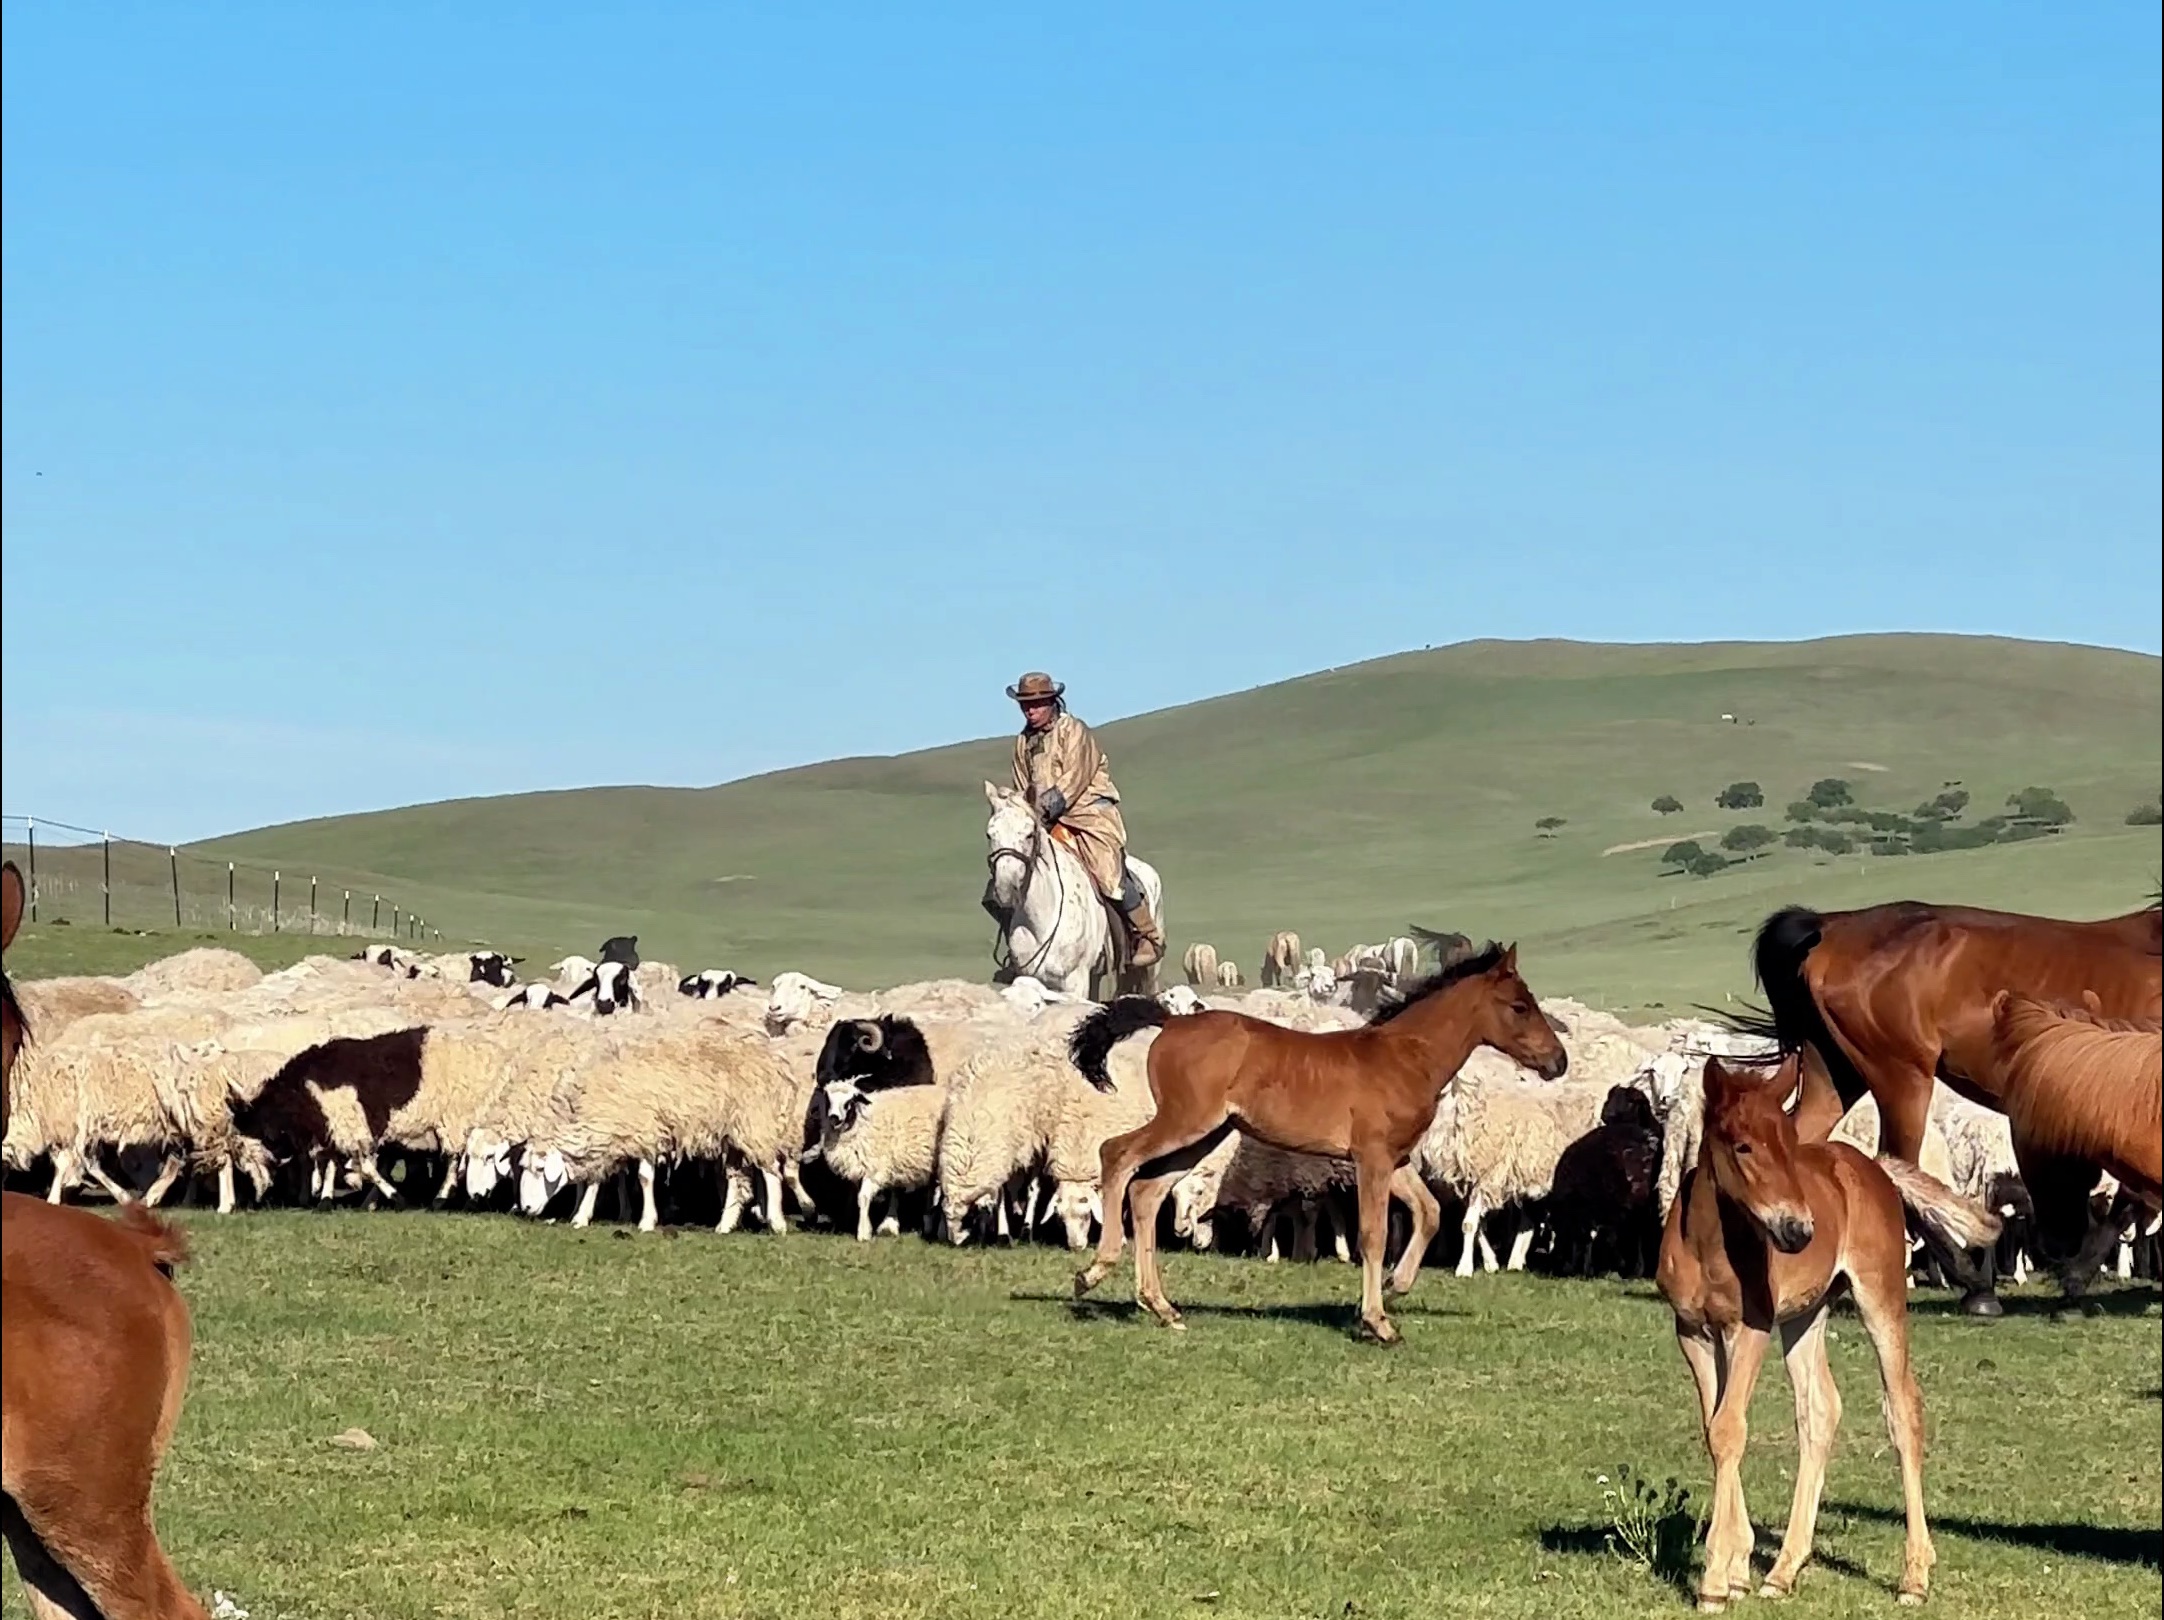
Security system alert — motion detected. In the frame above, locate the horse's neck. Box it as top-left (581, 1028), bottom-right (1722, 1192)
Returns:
top-left (1381, 992), bottom-right (1485, 1098)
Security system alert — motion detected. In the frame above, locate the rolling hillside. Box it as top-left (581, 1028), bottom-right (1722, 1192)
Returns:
top-left (25, 634), bottom-right (2156, 1012)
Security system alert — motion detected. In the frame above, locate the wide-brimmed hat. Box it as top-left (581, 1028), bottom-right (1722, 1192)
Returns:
top-left (1006, 671), bottom-right (1065, 703)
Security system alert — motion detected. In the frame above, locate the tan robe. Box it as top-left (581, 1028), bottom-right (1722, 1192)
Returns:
top-left (1011, 712), bottom-right (1129, 901)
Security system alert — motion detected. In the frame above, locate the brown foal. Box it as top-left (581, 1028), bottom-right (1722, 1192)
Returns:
top-left (1657, 1056), bottom-right (2001, 1611)
top-left (1067, 942), bottom-right (1568, 1341)
top-left (1, 859), bottom-right (209, 1619)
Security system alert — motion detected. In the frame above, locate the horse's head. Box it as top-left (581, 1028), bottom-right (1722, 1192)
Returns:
top-left (1469, 945), bottom-right (1569, 1080)
top-left (983, 781), bottom-right (1040, 900)
top-left (1703, 1055), bottom-right (1814, 1253)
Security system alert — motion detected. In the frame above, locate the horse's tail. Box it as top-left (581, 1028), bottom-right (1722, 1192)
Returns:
top-left (114, 1203), bottom-right (194, 1280)
top-left (1068, 997), bottom-right (1169, 1094)
top-left (1725, 905), bottom-right (1873, 1110)
top-left (1878, 1156), bottom-right (2004, 1253)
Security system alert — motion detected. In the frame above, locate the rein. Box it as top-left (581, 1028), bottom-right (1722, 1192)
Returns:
top-left (988, 818), bottom-right (1071, 981)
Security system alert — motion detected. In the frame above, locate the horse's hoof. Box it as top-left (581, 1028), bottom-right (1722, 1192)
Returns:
top-left (1896, 1590), bottom-right (1926, 1607)
top-left (1758, 1578), bottom-right (1793, 1599)
top-left (1073, 1269), bottom-right (1100, 1299)
top-left (1959, 1290), bottom-right (2005, 1319)
top-left (1357, 1318), bottom-right (1401, 1346)
top-left (1696, 1598), bottom-right (1727, 1615)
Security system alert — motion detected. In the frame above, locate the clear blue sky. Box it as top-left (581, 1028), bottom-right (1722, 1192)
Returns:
top-left (5, 4), bottom-right (2158, 842)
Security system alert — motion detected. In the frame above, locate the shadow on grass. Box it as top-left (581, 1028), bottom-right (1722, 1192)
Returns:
top-left (1009, 1289), bottom-right (1463, 1334)
top-left (1538, 1520), bottom-right (1875, 1601)
top-left (1905, 1287), bottom-right (2160, 1321)
top-left (1827, 1503), bottom-right (2161, 1570)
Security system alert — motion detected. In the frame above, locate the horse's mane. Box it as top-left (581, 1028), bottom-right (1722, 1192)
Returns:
top-left (1991, 994), bottom-right (2162, 1177)
top-left (1368, 941), bottom-right (1506, 1027)
top-left (0, 968), bottom-right (25, 1047)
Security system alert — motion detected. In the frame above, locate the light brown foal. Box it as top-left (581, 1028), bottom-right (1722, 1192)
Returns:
top-left (1068, 942), bottom-right (1568, 1341)
top-left (1, 859), bottom-right (209, 1620)
top-left (1658, 1056), bottom-right (2000, 1611)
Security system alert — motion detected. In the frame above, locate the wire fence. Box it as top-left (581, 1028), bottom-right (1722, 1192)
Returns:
top-left (2, 814), bottom-right (440, 941)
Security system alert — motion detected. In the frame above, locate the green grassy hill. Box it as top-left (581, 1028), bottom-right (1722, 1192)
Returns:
top-left (16, 634), bottom-right (2158, 1010)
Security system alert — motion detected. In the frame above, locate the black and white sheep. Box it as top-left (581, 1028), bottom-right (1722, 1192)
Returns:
top-left (679, 969), bottom-right (759, 1000)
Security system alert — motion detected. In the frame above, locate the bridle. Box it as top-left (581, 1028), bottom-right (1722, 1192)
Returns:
top-left (986, 810), bottom-right (1069, 980)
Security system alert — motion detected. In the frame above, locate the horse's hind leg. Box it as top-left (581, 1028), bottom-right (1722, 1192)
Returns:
top-left (1851, 1244), bottom-right (1935, 1604)
top-left (1076, 1105), bottom-right (1231, 1298)
top-left (1762, 1300), bottom-right (1841, 1598)
top-left (1119, 1130), bottom-right (1236, 1327)
top-left (1386, 1167), bottom-right (1442, 1297)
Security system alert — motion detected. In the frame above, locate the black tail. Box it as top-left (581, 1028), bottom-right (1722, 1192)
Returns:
top-left (1738, 905), bottom-right (1871, 1110)
top-left (1068, 996), bottom-right (1169, 1093)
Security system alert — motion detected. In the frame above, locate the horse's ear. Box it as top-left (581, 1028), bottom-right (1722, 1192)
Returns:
top-left (2081, 988), bottom-right (2104, 1015)
top-left (983, 780), bottom-right (1003, 805)
top-left (1500, 943), bottom-right (1518, 974)
top-left (0, 861), bottom-right (21, 953)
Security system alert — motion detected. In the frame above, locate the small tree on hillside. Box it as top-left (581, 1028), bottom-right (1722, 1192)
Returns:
top-left (1807, 778), bottom-right (1853, 809)
top-left (1783, 826), bottom-right (1818, 850)
top-left (1715, 781), bottom-right (1764, 810)
top-left (1785, 800), bottom-right (1817, 823)
top-left (1652, 795), bottom-right (1683, 816)
top-left (1534, 816), bottom-right (1567, 838)
top-left (1721, 824), bottom-right (1777, 858)
top-left (2127, 798), bottom-right (2163, 827)
top-left (1661, 840), bottom-right (1705, 869)
top-left (1688, 852), bottom-right (1731, 878)
top-left (2005, 786), bottom-right (2074, 827)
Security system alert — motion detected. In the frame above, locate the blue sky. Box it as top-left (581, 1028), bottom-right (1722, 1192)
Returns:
top-left (4, 4), bottom-right (2158, 842)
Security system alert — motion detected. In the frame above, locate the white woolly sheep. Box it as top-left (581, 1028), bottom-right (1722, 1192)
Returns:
top-left (1215, 960), bottom-right (1244, 990)
top-left (808, 1079), bottom-right (948, 1240)
top-left (764, 970), bottom-right (845, 1034)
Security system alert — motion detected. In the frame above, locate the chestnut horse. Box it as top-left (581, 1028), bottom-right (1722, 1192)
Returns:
top-left (1, 860), bottom-right (208, 1619)
top-left (1741, 899), bottom-right (2161, 1314)
top-left (1068, 942), bottom-right (1568, 1342)
top-left (1658, 1055), bottom-right (2001, 1611)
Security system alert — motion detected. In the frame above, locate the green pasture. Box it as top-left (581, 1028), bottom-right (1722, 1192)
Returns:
top-left (7, 1215), bottom-right (2155, 1620)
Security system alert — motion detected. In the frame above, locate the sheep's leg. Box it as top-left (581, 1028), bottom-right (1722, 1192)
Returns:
top-left (216, 1160), bottom-right (238, 1216)
top-left (433, 1154), bottom-right (463, 1206)
top-left (875, 1192), bottom-right (902, 1238)
top-left (637, 1159), bottom-right (659, 1233)
top-left (759, 1165), bottom-right (788, 1234)
top-left (1020, 1175), bottom-right (1044, 1239)
top-left (1289, 1199), bottom-right (1320, 1264)
top-left (140, 1152), bottom-right (186, 1209)
top-left (571, 1180), bottom-right (601, 1229)
top-left (783, 1159), bottom-right (811, 1216)
top-left (45, 1149), bottom-right (79, 1204)
top-left (88, 1157), bottom-right (137, 1205)
top-left (1477, 1221), bottom-right (1501, 1274)
top-left (718, 1164), bottom-right (751, 1234)
top-left (1455, 1192), bottom-right (1486, 1277)
top-left (364, 1155), bottom-right (400, 1203)
top-left (1505, 1221), bottom-right (1535, 1272)
top-left (994, 1190), bottom-right (1011, 1241)
top-left (856, 1178), bottom-right (880, 1243)
top-left (1331, 1191), bottom-right (1354, 1264)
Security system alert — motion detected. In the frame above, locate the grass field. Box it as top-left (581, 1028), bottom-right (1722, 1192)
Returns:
top-left (6, 1216), bottom-right (2154, 1620)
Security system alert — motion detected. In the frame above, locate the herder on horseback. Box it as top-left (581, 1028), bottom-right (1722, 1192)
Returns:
top-left (990, 671), bottom-right (1164, 969)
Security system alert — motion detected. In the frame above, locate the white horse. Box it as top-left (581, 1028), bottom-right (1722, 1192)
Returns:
top-left (982, 781), bottom-right (1164, 999)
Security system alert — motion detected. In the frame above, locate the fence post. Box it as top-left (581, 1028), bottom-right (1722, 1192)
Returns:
top-left (372, 894), bottom-right (381, 933)
top-left (170, 847), bottom-right (182, 929)
top-left (102, 831), bottom-right (112, 927)
top-left (25, 818), bottom-right (36, 922)
top-left (227, 863), bottom-right (235, 931)
top-left (273, 872), bottom-right (281, 933)
top-left (310, 876), bottom-right (319, 934)
top-left (392, 904), bottom-right (400, 938)
top-left (343, 890), bottom-right (351, 935)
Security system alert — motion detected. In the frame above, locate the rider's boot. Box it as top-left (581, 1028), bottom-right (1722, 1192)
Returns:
top-left (1122, 895), bottom-right (1165, 969)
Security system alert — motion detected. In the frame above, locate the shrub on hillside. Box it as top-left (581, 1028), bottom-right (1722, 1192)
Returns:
top-left (1783, 826), bottom-right (1818, 850)
top-left (1721, 824), bottom-right (1777, 857)
top-left (1913, 789), bottom-right (1970, 822)
top-left (1814, 828), bottom-right (1856, 855)
top-left (1807, 778), bottom-right (1853, 809)
top-left (1687, 852), bottom-right (1731, 878)
top-left (2128, 800), bottom-right (2163, 827)
top-left (1535, 816), bottom-right (1567, 837)
top-left (1869, 836), bottom-right (1911, 857)
top-left (1715, 782), bottom-right (1764, 810)
top-left (1651, 795), bottom-right (1684, 816)
top-left (1784, 800), bottom-right (1817, 823)
top-left (2005, 786), bottom-right (2074, 827)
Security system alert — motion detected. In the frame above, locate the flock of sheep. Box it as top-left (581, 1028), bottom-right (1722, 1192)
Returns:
top-left (3, 932), bottom-right (2154, 1289)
